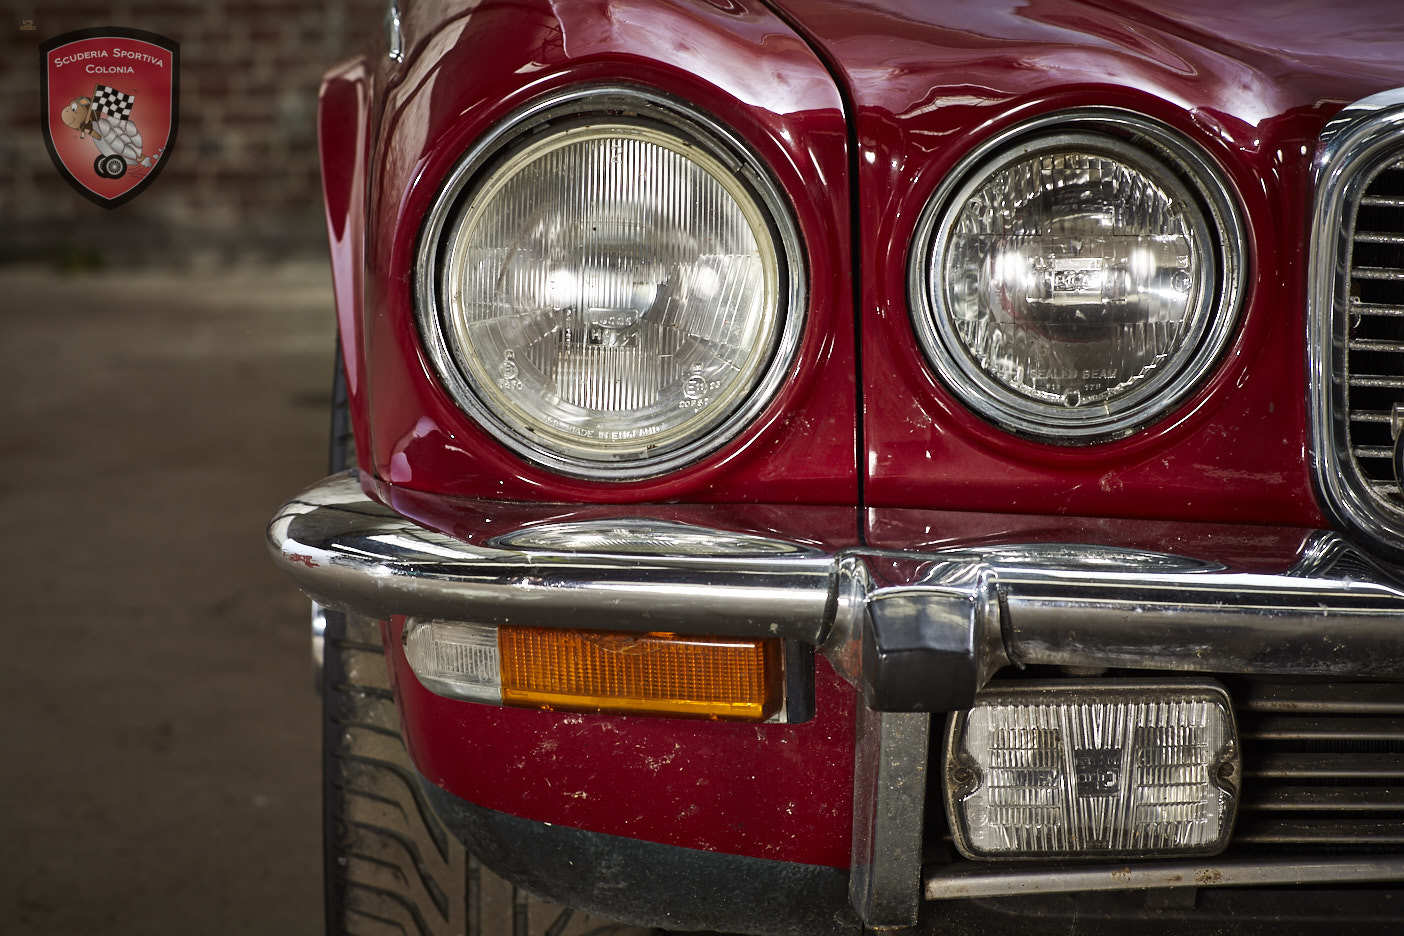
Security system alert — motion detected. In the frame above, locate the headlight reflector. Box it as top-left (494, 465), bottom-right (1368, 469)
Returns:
top-left (912, 116), bottom-right (1245, 440)
top-left (419, 90), bottom-right (804, 477)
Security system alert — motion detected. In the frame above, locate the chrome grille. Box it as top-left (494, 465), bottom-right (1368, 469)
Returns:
top-left (1346, 159), bottom-right (1404, 504)
top-left (1310, 90), bottom-right (1404, 550)
top-left (1235, 681), bottom-right (1404, 849)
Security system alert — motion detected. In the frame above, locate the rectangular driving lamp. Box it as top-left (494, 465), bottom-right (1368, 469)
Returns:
top-left (944, 682), bottom-right (1239, 860)
top-left (403, 619), bottom-right (784, 722)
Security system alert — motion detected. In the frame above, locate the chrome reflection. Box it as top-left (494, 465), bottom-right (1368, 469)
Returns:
top-left (266, 473), bottom-right (836, 639)
top-left (384, 0), bottom-right (404, 61)
top-left (490, 518), bottom-right (817, 557)
top-left (1309, 86), bottom-right (1404, 555)
top-left (270, 474), bottom-right (1404, 702)
top-left (310, 600), bottom-right (327, 693)
top-left (940, 542), bottom-right (1224, 574)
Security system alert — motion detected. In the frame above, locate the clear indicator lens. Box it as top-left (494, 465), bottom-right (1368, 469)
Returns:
top-left (404, 620), bottom-right (501, 703)
top-left (402, 619), bottom-right (782, 721)
top-left (947, 684), bottom-right (1238, 859)
top-left (440, 123), bottom-right (782, 466)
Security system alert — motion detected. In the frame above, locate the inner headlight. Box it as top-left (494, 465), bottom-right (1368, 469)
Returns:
top-left (911, 114), bottom-right (1245, 441)
top-left (417, 89), bottom-right (804, 478)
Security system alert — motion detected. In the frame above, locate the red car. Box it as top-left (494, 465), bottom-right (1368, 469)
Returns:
top-left (270, 1), bottom-right (1404, 933)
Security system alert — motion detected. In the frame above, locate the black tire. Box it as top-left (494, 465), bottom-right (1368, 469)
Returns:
top-left (102, 154), bottom-right (127, 179)
top-left (329, 338), bottom-right (355, 476)
top-left (322, 337), bottom-right (472, 934)
top-left (320, 340), bottom-right (645, 935)
top-left (94, 154), bottom-right (109, 178)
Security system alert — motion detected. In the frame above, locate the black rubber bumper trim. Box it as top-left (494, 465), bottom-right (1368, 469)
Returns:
top-left (420, 779), bottom-right (861, 936)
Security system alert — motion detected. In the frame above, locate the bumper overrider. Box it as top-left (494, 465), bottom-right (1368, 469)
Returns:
top-left (269, 473), bottom-right (1404, 930)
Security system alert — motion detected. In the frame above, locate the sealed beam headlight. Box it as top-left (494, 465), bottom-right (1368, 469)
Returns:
top-left (417, 88), bottom-right (805, 478)
top-left (944, 682), bottom-right (1239, 860)
top-left (911, 113), bottom-right (1245, 440)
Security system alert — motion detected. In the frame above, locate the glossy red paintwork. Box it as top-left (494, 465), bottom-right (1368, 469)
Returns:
top-left (771, 0), bottom-right (1404, 525)
top-left (352, 0), bottom-right (855, 506)
top-left (867, 507), bottom-right (1316, 573)
top-left (368, 472), bottom-right (858, 553)
top-left (315, 0), bottom-right (1404, 873)
top-left (321, 0), bottom-right (861, 873)
top-left (318, 58), bottom-right (374, 471)
top-left (385, 616), bottom-right (857, 867)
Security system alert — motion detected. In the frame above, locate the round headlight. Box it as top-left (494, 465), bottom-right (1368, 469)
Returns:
top-left (417, 89), bottom-right (804, 478)
top-left (910, 114), bottom-right (1245, 441)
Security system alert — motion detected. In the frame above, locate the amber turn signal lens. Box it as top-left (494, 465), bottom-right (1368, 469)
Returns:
top-left (498, 628), bottom-right (783, 722)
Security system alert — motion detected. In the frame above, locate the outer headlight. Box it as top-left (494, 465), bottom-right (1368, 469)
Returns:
top-left (910, 112), bottom-right (1246, 441)
top-left (417, 88), bottom-right (805, 478)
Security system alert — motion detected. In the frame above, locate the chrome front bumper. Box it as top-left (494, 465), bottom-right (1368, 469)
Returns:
top-left (269, 473), bottom-right (1404, 708)
top-left (268, 472), bottom-right (1404, 927)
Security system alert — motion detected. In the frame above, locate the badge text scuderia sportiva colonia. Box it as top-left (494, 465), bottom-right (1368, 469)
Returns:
top-left (40, 28), bottom-right (180, 208)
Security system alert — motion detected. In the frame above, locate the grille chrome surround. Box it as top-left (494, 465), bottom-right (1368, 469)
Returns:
top-left (1309, 88), bottom-right (1404, 553)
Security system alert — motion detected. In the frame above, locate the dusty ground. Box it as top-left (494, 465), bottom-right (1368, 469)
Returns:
top-left (0, 264), bottom-right (331, 934)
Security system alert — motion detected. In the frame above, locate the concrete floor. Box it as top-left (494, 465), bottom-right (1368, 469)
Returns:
top-left (1, 265), bottom-right (332, 933)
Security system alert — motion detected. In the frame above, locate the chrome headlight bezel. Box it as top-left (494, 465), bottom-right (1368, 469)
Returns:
top-left (908, 110), bottom-right (1248, 443)
top-left (415, 86), bottom-right (807, 480)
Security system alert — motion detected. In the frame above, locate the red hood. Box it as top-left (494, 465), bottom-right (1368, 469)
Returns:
top-left (766, 0), bottom-right (1404, 123)
top-left (760, 0), bottom-right (1404, 523)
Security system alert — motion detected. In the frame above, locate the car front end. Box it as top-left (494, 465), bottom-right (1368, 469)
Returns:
top-left (270, 2), bottom-right (1404, 932)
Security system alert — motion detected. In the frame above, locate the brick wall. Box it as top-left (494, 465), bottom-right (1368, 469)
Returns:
top-left (2, 1), bottom-right (384, 265)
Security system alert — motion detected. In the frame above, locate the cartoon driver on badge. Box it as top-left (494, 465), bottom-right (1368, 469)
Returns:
top-left (58, 84), bottom-right (160, 180)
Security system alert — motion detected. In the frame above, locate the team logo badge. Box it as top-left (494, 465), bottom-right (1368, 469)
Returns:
top-left (40, 28), bottom-right (179, 208)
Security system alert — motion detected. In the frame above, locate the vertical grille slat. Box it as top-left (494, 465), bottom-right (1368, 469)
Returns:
top-left (1311, 116), bottom-right (1404, 545)
top-left (1343, 159), bottom-right (1404, 508)
top-left (1232, 681), bottom-right (1404, 851)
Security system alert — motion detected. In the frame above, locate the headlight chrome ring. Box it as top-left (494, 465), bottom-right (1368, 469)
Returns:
top-left (908, 110), bottom-right (1248, 443)
top-left (415, 86), bottom-right (806, 480)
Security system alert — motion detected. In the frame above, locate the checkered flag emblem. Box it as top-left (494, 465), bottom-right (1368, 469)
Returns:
top-left (93, 84), bottom-right (135, 121)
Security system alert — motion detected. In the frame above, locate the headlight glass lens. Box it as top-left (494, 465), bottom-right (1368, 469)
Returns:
top-left (917, 124), bottom-right (1242, 440)
top-left (430, 111), bottom-right (797, 475)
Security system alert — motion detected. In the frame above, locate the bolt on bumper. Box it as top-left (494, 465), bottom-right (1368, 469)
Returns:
top-left (269, 473), bottom-right (1404, 711)
top-left (268, 472), bottom-right (1404, 928)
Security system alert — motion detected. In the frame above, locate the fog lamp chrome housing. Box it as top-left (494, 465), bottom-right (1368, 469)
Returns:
top-left (910, 111), bottom-right (1246, 441)
top-left (416, 87), bottom-right (805, 479)
top-left (944, 682), bottom-right (1239, 860)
